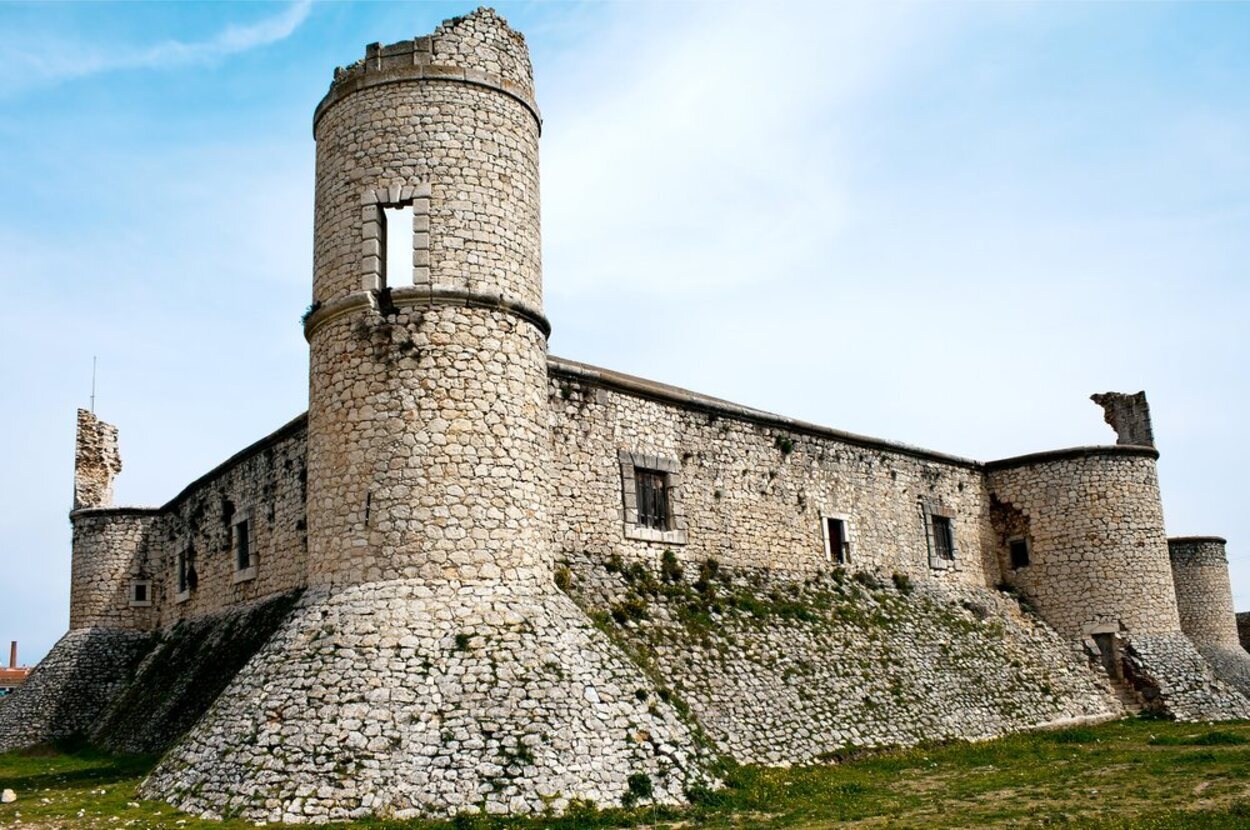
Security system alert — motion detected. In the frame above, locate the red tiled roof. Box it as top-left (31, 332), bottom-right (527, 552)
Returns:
top-left (0, 668), bottom-right (30, 685)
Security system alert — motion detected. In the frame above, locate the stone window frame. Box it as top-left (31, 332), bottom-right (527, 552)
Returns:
top-left (231, 508), bottom-right (257, 584)
top-left (128, 578), bottom-right (152, 608)
top-left (1008, 536), bottom-right (1031, 570)
top-left (920, 497), bottom-right (960, 570)
top-left (820, 511), bottom-right (854, 565)
top-left (361, 183), bottom-right (432, 291)
top-left (618, 449), bottom-right (687, 545)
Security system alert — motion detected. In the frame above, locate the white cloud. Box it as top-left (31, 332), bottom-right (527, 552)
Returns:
top-left (0, 0), bottom-right (311, 93)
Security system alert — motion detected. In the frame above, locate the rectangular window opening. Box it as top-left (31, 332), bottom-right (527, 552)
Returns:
top-left (177, 547), bottom-right (197, 594)
top-left (1009, 538), bottom-right (1030, 569)
top-left (383, 204), bottom-right (415, 287)
top-left (235, 520), bottom-right (251, 572)
top-left (133, 582), bottom-right (147, 603)
top-left (826, 518), bottom-right (848, 564)
top-left (635, 469), bottom-right (669, 530)
top-left (932, 516), bottom-right (955, 561)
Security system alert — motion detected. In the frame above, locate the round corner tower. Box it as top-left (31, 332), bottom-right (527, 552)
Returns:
top-left (304, 8), bottom-right (550, 587)
top-left (1168, 537), bottom-right (1240, 648)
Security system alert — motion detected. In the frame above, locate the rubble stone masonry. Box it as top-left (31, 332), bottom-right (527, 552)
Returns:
top-left (5, 7), bottom-right (1250, 825)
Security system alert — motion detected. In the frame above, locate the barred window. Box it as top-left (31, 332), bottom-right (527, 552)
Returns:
top-left (635, 469), bottom-right (669, 530)
top-left (932, 516), bottom-right (955, 561)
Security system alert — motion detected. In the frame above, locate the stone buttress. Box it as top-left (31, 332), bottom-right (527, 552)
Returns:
top-left (141, 9), bottom-right (711, 823)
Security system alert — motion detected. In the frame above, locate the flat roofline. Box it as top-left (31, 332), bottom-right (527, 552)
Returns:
top-left (548, 355), bottom-right (985, 469)
top-left (73, 356), bottom-right (1151, 520)
top-left (1168, 536), bottom-right (1228, 545)
top-left (71, 412), bottom-right (308, 519)
top-left (983, 445), bottom-right (1159, 472)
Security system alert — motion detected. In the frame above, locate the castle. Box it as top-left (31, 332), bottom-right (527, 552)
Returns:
top-left (3, 8), bottom-right (1250, 825)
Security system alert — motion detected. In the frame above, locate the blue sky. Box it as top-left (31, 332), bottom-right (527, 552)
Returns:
top-left (1, 1), bottom-right (1247, 665)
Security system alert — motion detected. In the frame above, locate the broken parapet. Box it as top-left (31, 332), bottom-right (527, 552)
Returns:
top-left (1091, 391), bottom-right (1155, 448)
top-left (74, 409), bottom-right (122, 510)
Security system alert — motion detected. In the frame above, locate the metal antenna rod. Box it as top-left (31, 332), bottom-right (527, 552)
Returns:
top-left (91, 356), bottom-right (97, 413)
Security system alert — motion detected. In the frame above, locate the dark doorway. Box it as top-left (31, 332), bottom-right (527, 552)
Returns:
top-left (827, 518), bottom-right (847, 564)
top-left (1093, 632), bottom-right (1121, 680)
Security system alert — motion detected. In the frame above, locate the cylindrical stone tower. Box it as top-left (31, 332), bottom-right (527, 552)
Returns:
top-left (1169, 537), bottom-right (1241, 648)
top-left (302, 9), bottom-right (550, 587)
top-left (1167, 536), bottom-right (1250, 697)
top-left (145, 12), bottom-right (709, 821)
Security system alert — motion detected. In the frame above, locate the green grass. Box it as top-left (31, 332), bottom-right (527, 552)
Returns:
top-left (5, 720), bottom-right (1250, 829)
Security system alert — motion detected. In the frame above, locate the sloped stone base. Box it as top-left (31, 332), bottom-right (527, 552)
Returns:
top-left (141, 579), bottom-right (713, 824)
top-left (562, 554), bottom-right (1123, 764)
top-left (1124, 634), bottom-right (1250, 720)
top-left (0, 628), bottom-right (153, 753)
top-left (91, 591), bottom-right (303, 754)
top-left (1197, 645), bottom-right (1250, 699)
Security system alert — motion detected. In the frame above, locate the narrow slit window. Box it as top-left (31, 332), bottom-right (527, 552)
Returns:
top-left (383, 204), bottom-right (415, 287)
top-left (178, 547), bottom-right (197, 594)
top-left (635, 469), bottom-right (669, 530)
top-left (932, 516), bottom-right (955, 561)
top-left (235, 520), bottom-right (251, 572)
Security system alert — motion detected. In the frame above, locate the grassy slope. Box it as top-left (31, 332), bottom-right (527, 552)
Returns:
top-left (3, 720), bottom-right (1250, 829)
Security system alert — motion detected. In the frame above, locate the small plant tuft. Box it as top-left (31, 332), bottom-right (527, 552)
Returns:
top-left (891, 571), bottom-right (913, 595)
top-left (622, 772), bottom-right (654, 807)
top-left (660, 549), bottom-right (684, 584)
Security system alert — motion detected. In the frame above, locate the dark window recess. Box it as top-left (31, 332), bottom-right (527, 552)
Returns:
top-left (635, 469), bottom-right (669, 530)
top-left (178, 548), bottom-right (198, 593)
top-left (827, 518), bottom-right (847, 564)
top-left (235, 521), bottom-right (251, 571)
top-left (133, 583), bottom-right (147, 603)
top-left (932, 516), bottom-right (955, 560)
top-left (1009, 539), bottom-right (1030, 569)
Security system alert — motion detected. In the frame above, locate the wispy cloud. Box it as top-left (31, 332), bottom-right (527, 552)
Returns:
top-left (0, 0), bottom-right (311, 94)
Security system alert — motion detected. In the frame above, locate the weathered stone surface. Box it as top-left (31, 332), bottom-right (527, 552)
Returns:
top-left (14, 6), bottom-right (1250, 825)
top-left (141, 579), bottom-right (714, 823)
top-left (0, 628), bottom-right (153, 753)
top-left (74, 408), bottom-right (122, 510)
top-left (90, 591), bottom-right (304, 754)
top-left (563, 553), bottom-right (1123, 763)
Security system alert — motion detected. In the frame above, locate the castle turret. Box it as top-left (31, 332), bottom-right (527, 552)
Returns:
top-left (144, 11), bottom-right (708, 820)
top-left (302, 8), bottom-right (549, 586)
top-left (1168, 537), bottom-right (1250, 696)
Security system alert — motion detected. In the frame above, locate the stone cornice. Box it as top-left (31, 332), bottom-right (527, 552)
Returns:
top-left (303, 286), bottom-right (551, 341)
top-left (314, 64), bottom-right (542, 137)
top-left (984, 445), bottom-right (1159, 473)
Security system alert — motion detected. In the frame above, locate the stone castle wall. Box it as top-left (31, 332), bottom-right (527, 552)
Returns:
top-left (547, 358), bottom-right (998, 587)
top-left (986, 449), bottom-right (1180, 639)
top-left (70, 511), bottom-right (158, 630)
top-left (68, 415), bottom-right (308, 631)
